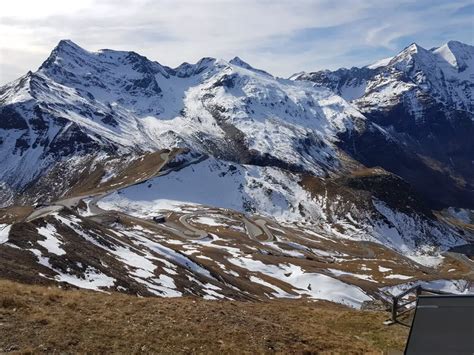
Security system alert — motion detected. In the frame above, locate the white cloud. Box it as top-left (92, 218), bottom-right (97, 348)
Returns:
top-left (0, 0), bottom-right (472, 84)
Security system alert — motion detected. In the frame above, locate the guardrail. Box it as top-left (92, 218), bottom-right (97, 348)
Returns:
top-left (385, 285), bottom-right (452, 326)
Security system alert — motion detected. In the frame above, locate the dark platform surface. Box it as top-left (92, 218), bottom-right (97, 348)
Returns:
top-left (405, 295), bottom-right (474, 354)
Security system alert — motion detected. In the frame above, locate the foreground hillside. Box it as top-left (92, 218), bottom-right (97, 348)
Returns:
top-left (0, 280), bottom-right (408, 353)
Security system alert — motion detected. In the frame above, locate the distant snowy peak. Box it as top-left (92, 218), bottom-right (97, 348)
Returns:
top-left (387, 41), bottom-right (474, 78)
top-left (432, 40), bottom-right (474, 72)
top-left (37, 40), bottom-right (172, 106)
top-left (371, 40), bottom-right (473, 74)
top-left (229, 57), bottom-right (272, 76)
top-left (173, 57), bottom-right (219, 78)
top-left (293, 40), bottom-right (474, 112)
top-left (41, 39), bottom-right (170, 77)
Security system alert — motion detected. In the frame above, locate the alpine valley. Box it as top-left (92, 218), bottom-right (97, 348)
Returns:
top-left (0, 40), bottom-right (473, 307)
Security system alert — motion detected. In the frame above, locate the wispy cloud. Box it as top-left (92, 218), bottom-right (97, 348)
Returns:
top-left (0, 0), bottom-right (473, 84)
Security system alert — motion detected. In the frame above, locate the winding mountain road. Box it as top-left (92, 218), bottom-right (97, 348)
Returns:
top-left (24, 151), bottom-right (273, 243)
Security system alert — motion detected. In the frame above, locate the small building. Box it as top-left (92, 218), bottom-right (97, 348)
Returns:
top-left (152, 214), bottom-right (166, 223)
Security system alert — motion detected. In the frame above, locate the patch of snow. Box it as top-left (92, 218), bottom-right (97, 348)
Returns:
top-left (196, 255), bottom-right (213, 261)
top-left (340, 82), bottom-right (367, 101)
top-left (409, 254), bottom-right (444, 268)
top-left (192, 216), bottom-right (227, 227)
top-left (328, 268), bottom-right (376, 282)
top-left (37, 224), bottom-right (66, 256)
top-left (228, 256), bottom-right (371, 308)
top-left (366, 56), bottom-right (393, 69)
top-left (249, 276), bottom-right (297, 298)
top-left (55, 267), bottom-right (116, 291)
top-left (0, 224), bottom-right (11, 244)
top-left (30, 248), bottom-right (115, 291)
top-left (384, 274), bottom-right (413, 280)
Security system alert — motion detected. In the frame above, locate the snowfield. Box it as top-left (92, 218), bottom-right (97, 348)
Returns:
top-left (99, 157), bottom-right (310, 221)
top-left (0, 224), bottom-right (11, 244)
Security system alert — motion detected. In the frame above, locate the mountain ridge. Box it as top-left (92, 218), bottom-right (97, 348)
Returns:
top-left (292, 40), bottom-right (474, 209)
top-left (0, 39), bottom-right (366, 203)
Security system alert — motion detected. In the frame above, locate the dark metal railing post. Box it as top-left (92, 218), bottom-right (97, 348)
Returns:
top-left (416, 285), bottom-right (422, 297)
top-left (391, 296), bottom-right (398, 323)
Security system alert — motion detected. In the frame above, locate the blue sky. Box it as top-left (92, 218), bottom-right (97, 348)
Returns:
top-left (0, 0), bottom-right (473, 84)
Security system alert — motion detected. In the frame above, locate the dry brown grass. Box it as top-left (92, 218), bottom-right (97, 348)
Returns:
top-left (349, 167), bottom-right (390, 177)
top-left (65, 149), bottom-right (175, 198)
top-left (0, 206), bottom-right (34, 224)
top-left (0, 279), bottom-right (408, 354)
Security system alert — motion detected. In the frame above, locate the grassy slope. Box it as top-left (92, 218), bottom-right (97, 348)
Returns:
top-left (0, 280), bottom-right (408, 353)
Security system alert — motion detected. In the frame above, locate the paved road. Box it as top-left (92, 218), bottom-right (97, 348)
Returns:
top-left (25, 205), bottom-right (64, 222)
top-left (253, 219), bottom-right (275, 242)
top-left (242, 216), bottom-right (263, 240)
top-left (178, 214), bottom-right (210, 239)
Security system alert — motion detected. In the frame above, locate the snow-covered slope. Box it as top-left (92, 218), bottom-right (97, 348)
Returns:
top-left (99, 156), bottom-right (465, 261)
top-left (0, 40), bottom-right (364, 206)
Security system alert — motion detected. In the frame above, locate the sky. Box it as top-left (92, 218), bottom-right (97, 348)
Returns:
top-left (0, 0), bottom-right (473, 84)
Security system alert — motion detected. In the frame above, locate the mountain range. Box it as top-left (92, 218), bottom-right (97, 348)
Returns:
top-left (0, 39), bottom-right (472, 306)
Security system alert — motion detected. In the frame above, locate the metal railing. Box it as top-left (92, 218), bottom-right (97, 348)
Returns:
top-left (385, 285), bottom-right (452, 326)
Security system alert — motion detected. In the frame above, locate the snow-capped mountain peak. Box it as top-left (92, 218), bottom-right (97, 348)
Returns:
top-left (291, 40), bottom-right (474, 210)
top-left (43, 39), bottom-right (89, 62)
top-left (174, 57), bottom-right (219, 78)
top-left (0, 40), bottom-right (365, 200)
top-left (432, 40), bottom-right (474, 72)
top-left (388, 40), bottom-right (474, 77)
top-left (229, 56), bottom-right (272, 76)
